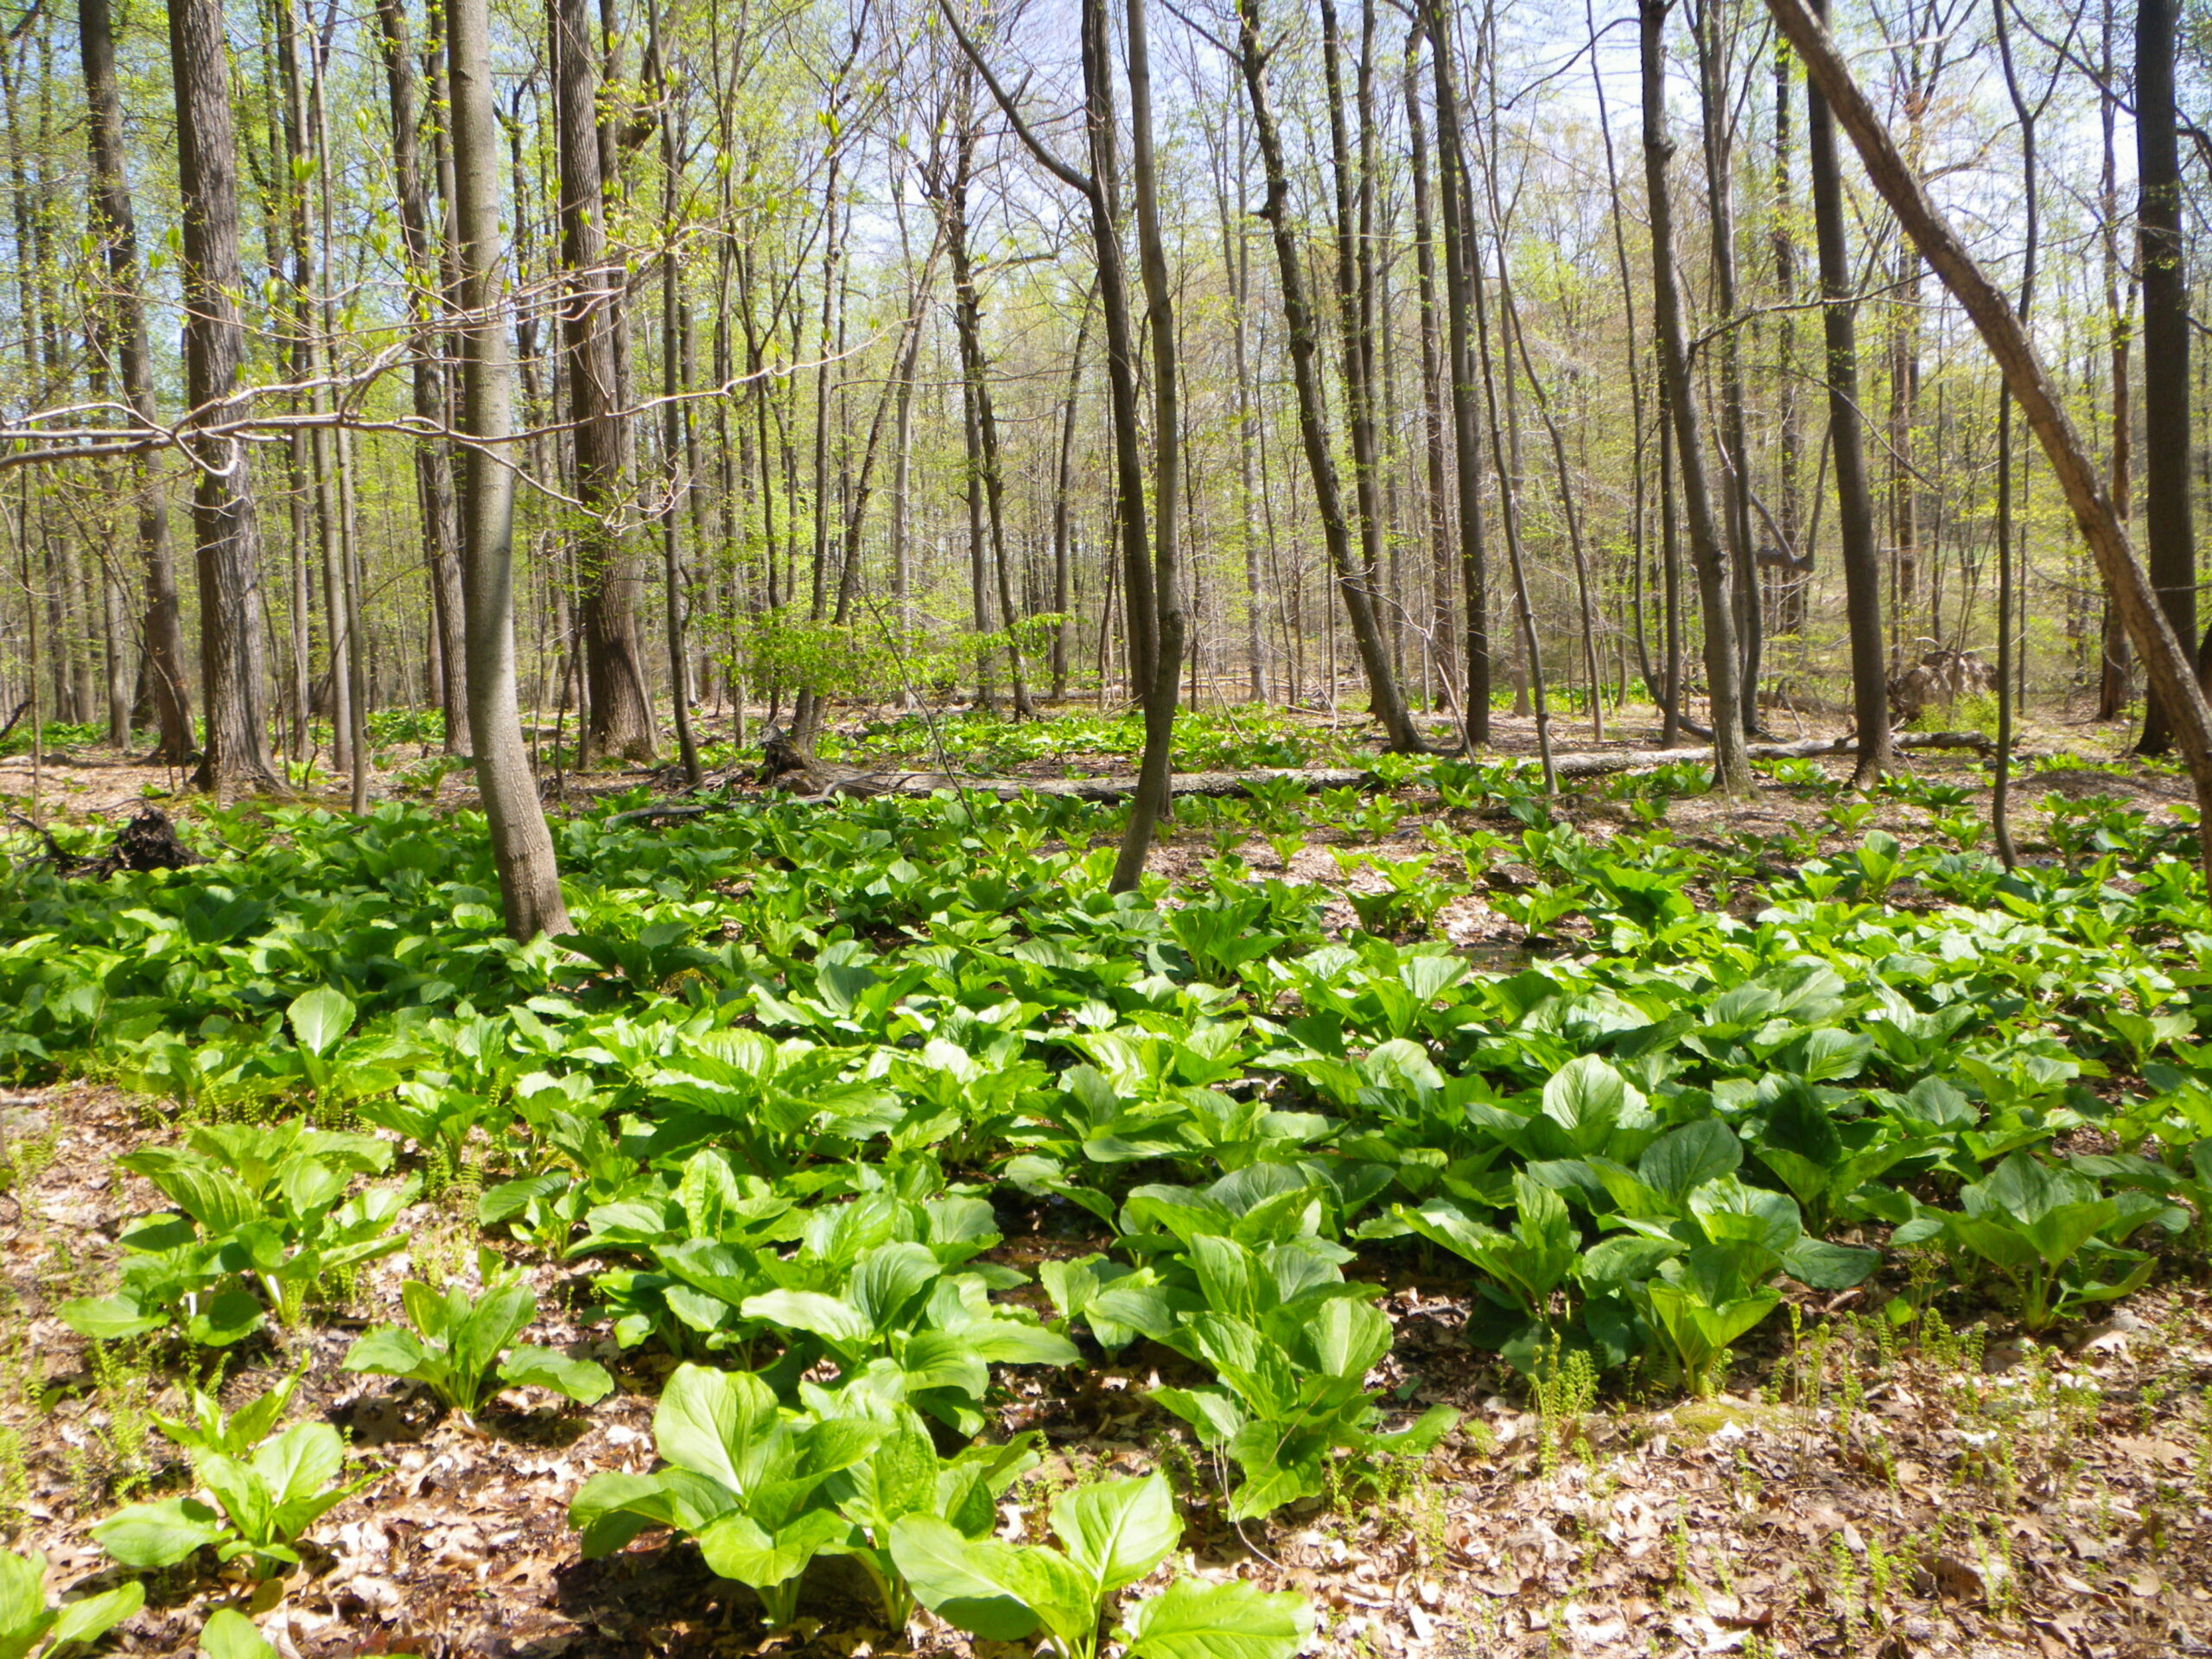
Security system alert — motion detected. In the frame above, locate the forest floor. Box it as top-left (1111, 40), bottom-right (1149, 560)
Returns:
top-left (3, 1078), bottom-right (2209, 1659)
top-left (0, 700), bottom-right (2206, 1658)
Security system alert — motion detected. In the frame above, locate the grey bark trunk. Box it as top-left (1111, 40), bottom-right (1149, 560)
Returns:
top-left (451, 0), bottom-right (569, 938)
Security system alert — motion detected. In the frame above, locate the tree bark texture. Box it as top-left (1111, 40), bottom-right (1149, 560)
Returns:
top-left (168, 0), bottom-right (281, 793)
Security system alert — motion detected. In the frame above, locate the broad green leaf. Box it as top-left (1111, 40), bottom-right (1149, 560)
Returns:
top-left (1049, 1472), bottom-right (1178, 1593)
top-left (198, 1607), bottom-right (279, 1659)
top-left (1541, 1056), bottom-right (1635, 1150)
top-left (889, 1516), bottom-right (1061, 1643)
top-left (1120, 1577), bottom-right (1313, 1659)
top-left (694, 1506), bottom-right (851, 1591)
top-left (953, 1320), bottom-right (1081, 1369)
top-left (849, 1243), bottom-right (939, 1335)
top-left (499, 1346), bottom-right (614, 1404)
top-left (341, 1327), bottom-right (428, 1380)
top-left (0, 1549), bottom-right (48, 1658)
top-left (1639, 1120), bottom-right (1741, 1200)
top-left (741, 1289), bottom-right (871, 1347)
top-left (92, 1497), bottom-right (225, 1568)
top-left (45, 1580), bottom-right (146, 1651)
top-left (286, 987), bottom-right (356, 1058)
top-left (1780, 1237), bottom-right (1879, 1290)
top-left (653, 1363), bottom-right (779, 1495)
top-left (254, 1422), bottom-right (346, 1516)
top-left (58, 1294), bottom-right (165, 1343)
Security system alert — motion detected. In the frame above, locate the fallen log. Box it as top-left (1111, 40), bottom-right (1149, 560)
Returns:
top-left (609, 765), bottom-right (1376, 822)
top-left (1543, 730), bottom-right (1991, 779)
top-left (606, 731), bottom-right (1996, 823)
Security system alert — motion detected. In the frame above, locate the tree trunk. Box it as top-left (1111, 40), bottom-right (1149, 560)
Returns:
top-left (943, 0), bottom-right (1179, 887)
top-left (451, 0), bottom-right (569, 938)
top-left (1052, 289), bottom-right (1093, 702)
top-left (1762, 0), bottom-right (2212, 867)
top-left (944, 112), bottom-right (1033, 717)
top-left (1405, 27), bottom-right (1453, 712)
top-left (1989, 0), bottom-right (2044, 866)
top-left (81, 0), bottom-right (190, 764)
top-left (647, 0), bottom-right (699, 785)
top-left (1804, 0), bottom-right (1888, 785)
top-left (1424, 0), bottom-right (1491, 742)
top-left (2094, 0), bottom-right (2133, 721)
top-left (1109, 0), bottom-right (1185, 887)
top-left (168, 0), bottom-right (281, 794)
top-left (2133, 0), bottom-right (2196, 755)
top-left (1643, 0), bottom-right (1751, 793)
top-left (1237, 0), bottom-right (1423, 753)
top-left (551, 0), bottom-right (654, 762)
top-left (373, 0), bottom-right (470, 756)
top-left (1694, 0), bottom-right (1761, 733)
top-left (1772, 37), bottom-right (1805, 634)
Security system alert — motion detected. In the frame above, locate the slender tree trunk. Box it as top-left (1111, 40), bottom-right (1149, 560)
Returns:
top-left (308, 23), bottom-right (369, 810)
top-left (1424, 0), bottom-right (1490, 742)
top-left (169, 0), bottom-right (280, 794)
top-left (1052, 290), bottom-right (1093, 701)
top-left (2095, 0), bottom-right (2133, 721)
top-left (82, 0), bottom-right (190, 763)
top-left (1236, 0), bottom-right (1422, 753)
top-left (551, 0), bottom-right (654, 761)
top-left (944, 116), bottom-right (1033, 717)
top-left (374, 0), bottom-right (470, 755)
top-left (943, 0), bottom-right (1176, 884)
top-left (1990, 0), bottom-right (2044, 864)
top-left (2134, 0), bottom-right (2196, 754)
top-left (1694, 0), bottom-right (1761, 733)
top-left (452, 0), bottom-right (568, 938)
top-left (1772, 36), bottom-right (1805, 634)
top-left (1406, 29), bottom-right (1453, 712)
top-left (1659, 372), bottom-right (1685, 742)
top-left (648, 0), bottom-right (699, 784)
top-left (1643, 0), bottom-right (1751, 793)
top-left (1806, 0), bottom-right (1888, 785)
top-left (1111, 0), bottom-right (1185, 884)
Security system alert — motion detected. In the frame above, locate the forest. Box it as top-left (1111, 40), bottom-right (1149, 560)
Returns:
top-left (0, 0), bottom-right (2206, 1652)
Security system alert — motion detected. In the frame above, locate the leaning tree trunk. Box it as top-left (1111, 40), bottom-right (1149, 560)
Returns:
top-left (2133, 0), bottom-right (2196, 756)
top-left (1643, 0), bottom-right (1751, 794)
top-left (550, 0), bottom-right (654, 762)
top-left (168, 0), bottom-right (281, 795)
top-left (1761, 0), bottom-right (2212, 871)
top-left (83, 0), bottom-right (190, 765)
top-left (1804, 0), bottom-right (1889, 786)
top-left (451, 0), bottom-right (569, 938)
top-left (373, 0), bottom-right (471, 756)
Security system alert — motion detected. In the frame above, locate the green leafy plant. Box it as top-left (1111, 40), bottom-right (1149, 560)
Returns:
top-left (890, 1471), bottom-right (1310, 1659)
top-left (341, 1249), bottom-right (612, 1417)
top-left (819, 1406), bottom-right (1039, 1625)
top-left (1916, 1152), bottom-right (2168, 1332)
top-left (1090, 1231), bottom-right (1456, 1518)
top-left (150, 1370), bottom-right (303, 1459)
top-left (569, 1363), bottom-right (877, 1630)
top-left (60, 1122), bottom-right (416, 1345)
top-left (0, 1548), bottom-right (143, 1657)
top-left (93, 1420), bottom-right (373, 1580)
